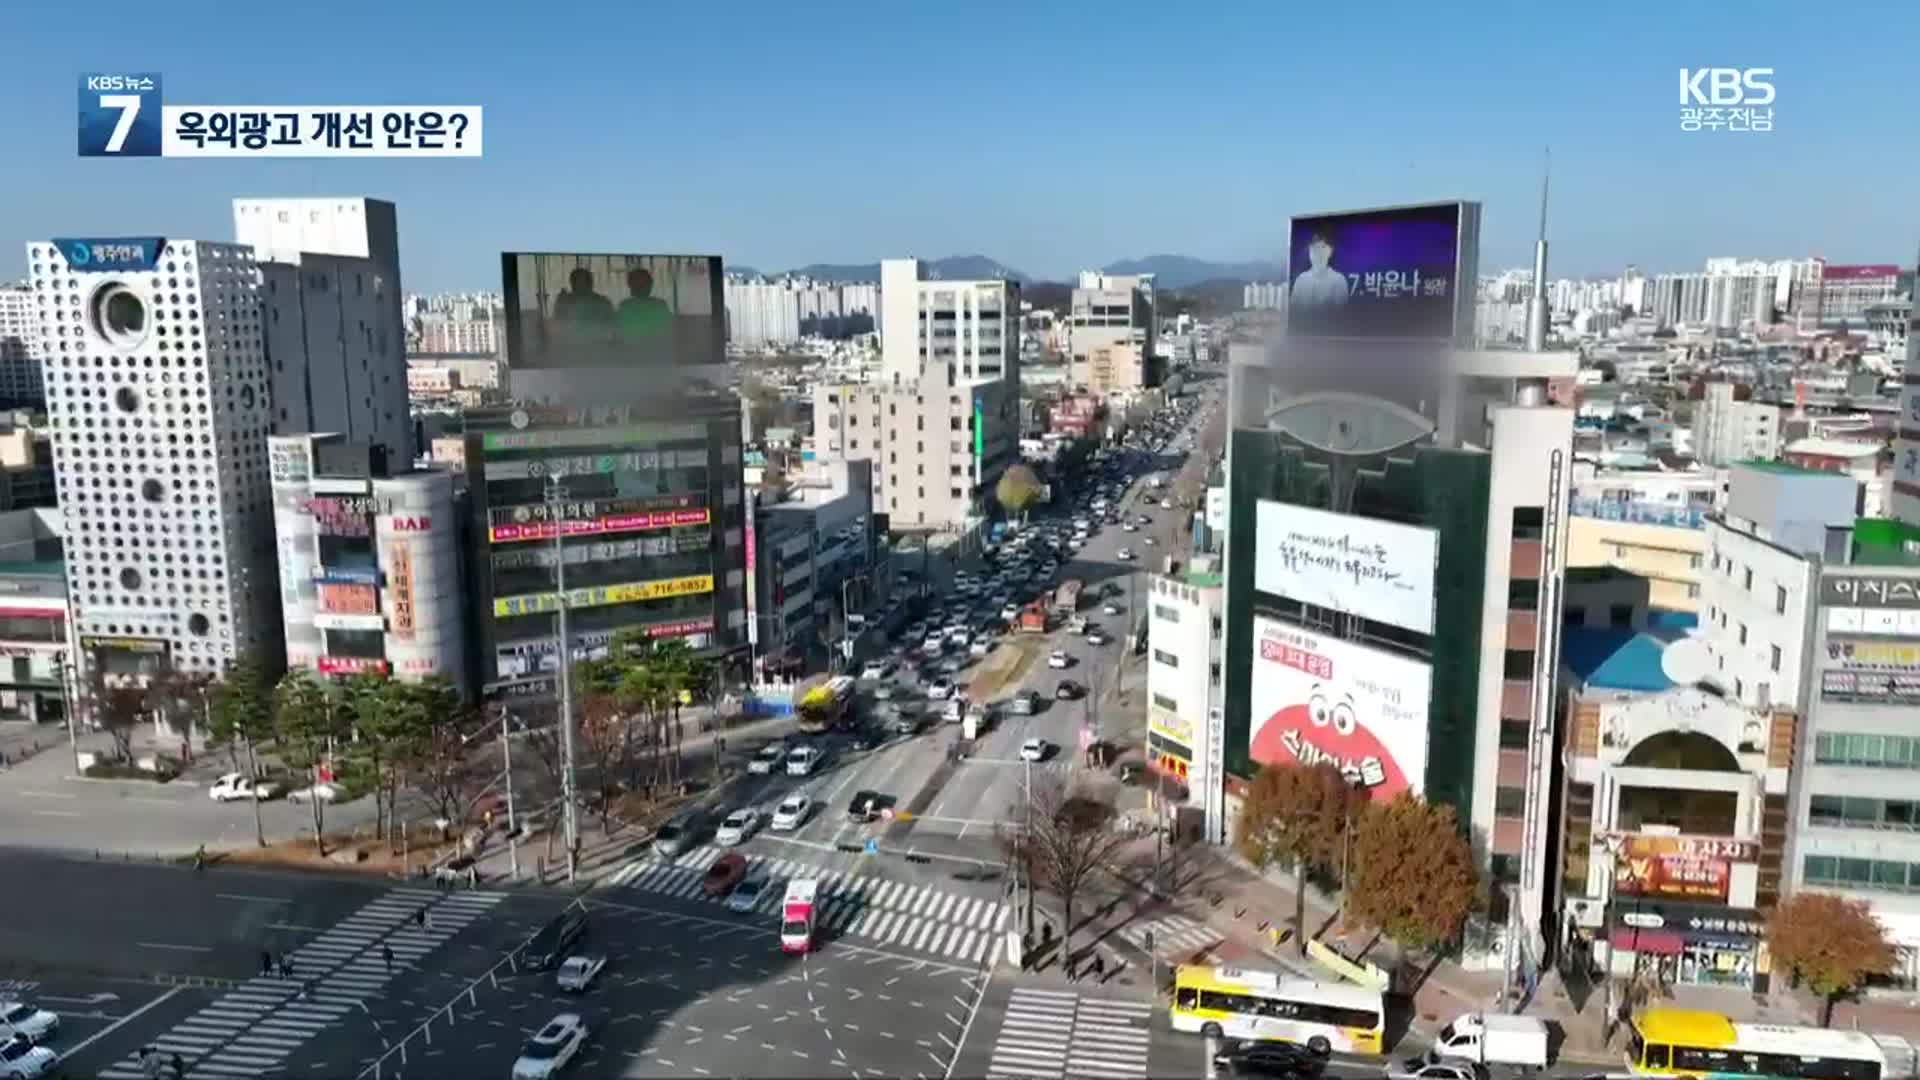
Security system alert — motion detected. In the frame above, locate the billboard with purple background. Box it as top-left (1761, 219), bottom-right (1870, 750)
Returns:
top-left (1285, 202), bottom-right (1467, 341)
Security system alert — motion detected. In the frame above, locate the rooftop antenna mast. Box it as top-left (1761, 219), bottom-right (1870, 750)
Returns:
top-left (1526, 148), bottom-right (1552, 352)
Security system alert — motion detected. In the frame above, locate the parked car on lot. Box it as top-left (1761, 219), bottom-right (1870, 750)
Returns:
top-left (0, 1034), bottom-right (56, 1080)
top-left (0, 1002), bottom-right (57, 1044)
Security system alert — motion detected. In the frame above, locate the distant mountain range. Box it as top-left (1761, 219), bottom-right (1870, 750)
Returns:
top-left (732, 253), bottom-right (1288, 291)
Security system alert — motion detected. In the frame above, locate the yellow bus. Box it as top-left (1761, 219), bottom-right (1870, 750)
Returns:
top-left (1628, 1007), bottom-right (1916, 1080)
top-left (1170, 965), bottom-right (1385, 1055)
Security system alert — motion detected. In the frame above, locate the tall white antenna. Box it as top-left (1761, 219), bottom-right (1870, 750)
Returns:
top-left (1526, 148), bottom-right (1552, 352)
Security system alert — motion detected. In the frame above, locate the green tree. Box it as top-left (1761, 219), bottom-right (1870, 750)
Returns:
top-left (207, 654), bottom-right (274, 846)
top-left (273, 670), bottom-right (344, 856)
top-left (1346, 793), bottom-right (1477, 953)
top-left (1234, 762), bottom-right (1363, 954)
top-left (995, 463), bottom-right (1044, 521)
top-left (1767, 892), bottom-right (1895, 1026)
top-left (402, 677), bottom-right (485, 829)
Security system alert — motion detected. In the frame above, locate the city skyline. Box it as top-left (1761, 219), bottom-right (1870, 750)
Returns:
top-left (5, 3), bottom-right (1918, 291)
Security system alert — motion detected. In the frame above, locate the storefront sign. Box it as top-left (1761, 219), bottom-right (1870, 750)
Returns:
top-left (0, 606), bottom-right (63, 620)
top-left (1569, 496), bottom-right (1707, 530)
top-left (269, 438), bottom-right (312, 485)
top-left (386, 544), bottom-right (416, 641)
top-left (488, 507), bottom-right (710, 544)
top-left (314, 613), bottom-right (386, 632)
top-left (390, 516), bottom-right (432, 533)
top-left (316, 656), bottom-right (389, 675)
top-left (1822, 575), bottom-right (1920, 609)
top-left (1820, 669), bottom-right (1920, 705)
top-left (82, 636), bottom-right (167, 654)
top-left (314, 570), bottom-right (381, 587)
top-left (1825, 638), bottom-right (1920, 672)
top-left (492, 574), bottom-right (716, 618)
top-left (0, 577), bottom-right (66, 599)
top-left (1610, 833), bottom-right (1757, 901)
top-left (1612, 901), bottom-right (1764, 940)
top-left (308, 496), bottom-right (389, 517)
top-left (316, 582), bottom-right (379, 617)
top-left (480, 420), bottom-right (705, 452)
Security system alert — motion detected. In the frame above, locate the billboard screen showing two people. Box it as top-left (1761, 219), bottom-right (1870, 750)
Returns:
top-left (1286, 202), bottom-right (1468, 341)
top-left (503, 252), bottom-right (724, 373)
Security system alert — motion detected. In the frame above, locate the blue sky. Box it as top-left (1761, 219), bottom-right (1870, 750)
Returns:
top-left (4, 2), bottom-right (1915, 291)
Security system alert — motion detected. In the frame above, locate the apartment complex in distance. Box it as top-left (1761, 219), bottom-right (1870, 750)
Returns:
top-left (0, 284), bottom-right (45, 407)
top-left (812, 258), bottom-right (1022, 531)
top-left (1068, 271), bottom-right (1158, 396)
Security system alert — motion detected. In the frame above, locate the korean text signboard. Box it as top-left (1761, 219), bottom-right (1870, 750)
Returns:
top-left (1610, 833), bottom-right (1757, 901)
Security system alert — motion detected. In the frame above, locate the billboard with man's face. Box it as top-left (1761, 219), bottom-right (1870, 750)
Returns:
top-left (1285, 202), bottom-right (1473, 341)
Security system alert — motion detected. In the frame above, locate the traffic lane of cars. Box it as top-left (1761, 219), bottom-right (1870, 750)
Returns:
top-left (2, 979), bottom-right (210, 1080)
top-left (411, 896), bottom-right (973, 1080)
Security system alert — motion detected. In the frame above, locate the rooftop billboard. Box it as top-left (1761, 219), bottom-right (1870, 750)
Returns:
top-left (1284, 201), bottom-right (1478, 343)
top-left (1248, 618), bottom-right (1430, 799)
top-left (1253, 500), bottom-right (1439, 636)
top-left (502, 252), bottom-right (727, 403)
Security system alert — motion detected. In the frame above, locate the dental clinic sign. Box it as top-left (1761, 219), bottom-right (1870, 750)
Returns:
top-left (1678, 68), bottom-right (1774, 133)
top-left (1254, 500), bottom-right (1439, 636)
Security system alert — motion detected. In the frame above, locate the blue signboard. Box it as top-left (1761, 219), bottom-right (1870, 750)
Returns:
top-left (1569, 496), bottom-right (1706, 530)
top-left (52, 236), bottom-right (166, 273)
top-left (863, 837), bottom-right (879, 857)
top-left (314, 569), bottom-right (382, 587)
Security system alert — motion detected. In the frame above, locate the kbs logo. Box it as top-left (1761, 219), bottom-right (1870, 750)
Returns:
top-left (1677, 68), bottom-right (1774, 133)
top-left (78, 72), bottom-right (163, 157)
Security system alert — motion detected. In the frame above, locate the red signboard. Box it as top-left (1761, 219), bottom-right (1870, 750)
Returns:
top-left (647, 616), bottom-right (715, 639)
top-left (489, 507), bottom-right (711, 544)
top-left (316, 583), bottom-right (379, 616)
top-left (317, 656), bottom-right (389, 675)
top-left (1610, 833), bottom-right (1758, 901)
top-left (0, 607), bottom-right (63, 620)
top-left (1820, 264), bottom-right (1901, 281)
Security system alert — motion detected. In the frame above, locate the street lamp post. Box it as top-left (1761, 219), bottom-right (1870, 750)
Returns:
top-left (56, 649), bottom-right (81, 776)
top-left (547, 475), bottom-right (580, 883)
top-left (498, 708), bottom-right (520, 881)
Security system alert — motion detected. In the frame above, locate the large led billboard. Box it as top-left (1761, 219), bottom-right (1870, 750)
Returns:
top-left (1248, 617), bottom-right (1431, 799)
top-left (502, 252), bottom-right (726, 402)
top-left (1284, 201), bottom-right (1477, 341)
top-left (1253, 500), bottom-right (1438, 635)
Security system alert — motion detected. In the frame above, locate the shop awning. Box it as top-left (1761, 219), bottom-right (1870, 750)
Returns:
top-left (1610, 928), bottom-right (1684, 956)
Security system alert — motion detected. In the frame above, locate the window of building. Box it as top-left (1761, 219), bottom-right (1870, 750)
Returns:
top-left (1803, 855), bottom-right (1920, 893)
top-left (1152, 693), bottom-right (1178, 712)
top-left (1500, 718), bottom-right (1529, 749)
top-left (1735, 678), bottom-right (1744, 699)
top-left (1687, 584), bottom-right (1700, 599)
top-left (1809, 795), bottom-right (1920, 831)
top-left (1508, 579), bottom-right (1540, 611)
top-left (1743, 567), bottom-right (1753, 589)
top-left (1770, 644), bottom-right (1781, 672)
top-left (950, 417), bottom-right (961, 431)
top-left (1503, 649), bottom-right (1535, 679)
top-left (1210, 661), bottom-right (1221, 686)
top-left (1610, 604), bottom-right (1633, 628)
top-left (1153, 604), bottom-right (1179, 623)
top-left (1512, 506), bottom-right (1545, 540)
top-left (1775, 585), bottom-right (1787, 614)
top-left (1153, 649), bottom-right (1179, 668)
top-left (849, 439), bottom-right (859, 449)
top-left (1494, 786), bottom-right (1526, 817)
top-left (1689, 554), bottom-right (1702, 569)
top-left (1815, 733), bottom-right (1920, 769)
top-left (1738, 623), bottom-right (1748, 646)
top-left (950, 487), bottom-right (962, 498)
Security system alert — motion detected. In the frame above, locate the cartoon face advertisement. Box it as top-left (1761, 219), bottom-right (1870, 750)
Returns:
top-left (1247, 617), bottom-right (1431, 798)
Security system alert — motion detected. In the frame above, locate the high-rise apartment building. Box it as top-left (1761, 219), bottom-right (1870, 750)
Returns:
top-left (1069, 271), bottom-right (1157, 396)
top-left (234, 198), bottom-right (411, 465)
top-left (724, 277), bottom-right (879, 348)
top-left (878, 258), bottom-right (1018, 385)
top-left (29, 238), bottom-right (280, 680)
top-left (0, 284), bottom-right (46, 407)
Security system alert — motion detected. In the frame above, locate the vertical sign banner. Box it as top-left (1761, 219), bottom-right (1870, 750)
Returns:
top-left (387, 543), bottom-right (416, 641)
top-left (744, 490), bottom-right (759, 646)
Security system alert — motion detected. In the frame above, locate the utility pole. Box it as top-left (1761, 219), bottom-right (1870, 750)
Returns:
top-left (498, 707), bottom-right (519, 881)
top-left (1023, 756), bottom-right (1035, 935)
top-left (548, 475), bottom-right (580, 883)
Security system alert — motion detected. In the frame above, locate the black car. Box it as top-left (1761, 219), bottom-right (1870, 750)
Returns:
top-left (847, 790), bottom-right (885, 822)
top-left (1214, 1038), bottom-right (1330, 1078)
top-left (1054, 680), bottom-right (1086, 700)
top-left (523, 907), bottom-right (589, 971)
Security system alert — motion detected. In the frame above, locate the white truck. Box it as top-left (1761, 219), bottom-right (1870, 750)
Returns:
top-left (1427, 1013), bottom-right (1549, 1070)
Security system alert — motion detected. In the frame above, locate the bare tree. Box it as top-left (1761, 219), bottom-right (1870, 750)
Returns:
top-left (998, 773), bottom-right (1133, 977)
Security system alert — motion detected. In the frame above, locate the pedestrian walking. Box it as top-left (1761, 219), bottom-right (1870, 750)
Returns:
top-left (1091, 953), bottom-right (1105, 979)
top-left (171, 1052), bottom-right (185, 1078)
top-left (382, 943), bottom-right (394, 970)
top-left (415, 906), bottom-right (428, 929)
top-left (259, 948), bottom-right (273, 976)
top-left (279, 954), bottom-right (294, 979)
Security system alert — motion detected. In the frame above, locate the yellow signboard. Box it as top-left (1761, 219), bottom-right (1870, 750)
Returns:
top-left (1148, 704), bottom-right (1195, 749)
top-left (493, 574), bottom-right (715, 618)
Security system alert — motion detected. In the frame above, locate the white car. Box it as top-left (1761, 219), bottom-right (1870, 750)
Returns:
top-left (553, 954), bottom-right (606, 993)
top-left (969, 639), bottom-right (992, 658)
top-left (511, 1013), bottom-right (590, 1079)
top-left (715, 808), bottom-right (759, 847)
top-left (1000, 603), bottom-right (1021, 622)
top-left (1047, 650), bottom-right (1070, 670)
top-left (1086, 630), bottom-right (1110, 647)
top-left (209, 773), bottom-right (277, 802)
top-left (1122, 522), bottom-right (1138, 532)
top-left (0, 1035), bottom-right (55, 1080)
top-left (860, 661), bottom-right (890, 680)
top-left (785, 745), bottom-right (822, 777)
top-left (770, 795), bottom-right (812, 832)
top-left (1143, 536), bottom-right (1157, 547)
top-left (286, 782), bottom-right (340, 803)
top-left (1102, 602), bottom-right (1122, 616)
top-left (923, 634), bottom-right (946, 652)
top-left (1020, 738), bottom-right (1049, 763)
top-left (747, 743), bottom-right (785, 775)
top-left (1115, 548), bottom-right (1134, 561)
top-left (926, 678), bottom-right (955, 701)
top-left (0, 1003), bottom-right (55, 1044)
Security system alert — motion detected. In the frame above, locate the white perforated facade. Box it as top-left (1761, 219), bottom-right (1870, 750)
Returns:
top-left (27, 239), bottom-right (279, 678)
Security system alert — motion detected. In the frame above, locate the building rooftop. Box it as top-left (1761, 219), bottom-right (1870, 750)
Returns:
top-left (1733, 458), bottom-right (1832, 476)
top-left (1783, 437), bottom-right (1883, 460)
top-left (1560, 613), bottom-right (1695, 694)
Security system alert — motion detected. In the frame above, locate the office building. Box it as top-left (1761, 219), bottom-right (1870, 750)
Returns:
top-left (1692, 383), bottom-right (1782, 467)
top-left (745, 460), bottom-right (880, 673)
top-left (1145, 568), bottom-right (1224, 802)
top-left (28, 238), bottom-right (280, 681)
top-left (1791, 520), bottom-right (1920, 986)
top-left (878, 259), bottom-right (1018, 385)
top-left (0, 508), bottom-right (70, 725)
top-left (464, 399), bottom-right (749, 698)
top-left (0, 417), bottom-right (55, 512)
top-left (1806, 264), bottom-right (1903, 324)
top-left (0, 284), bottom-right (45, 406)
top-left (234, 197), bottom-right (412, 465)
top-left (269, 434), bottom-right (468, 688)
top-left (812, 258), bottom-right (1022, 532)
top-left (1069, 271), bottom-right (1157, 396)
